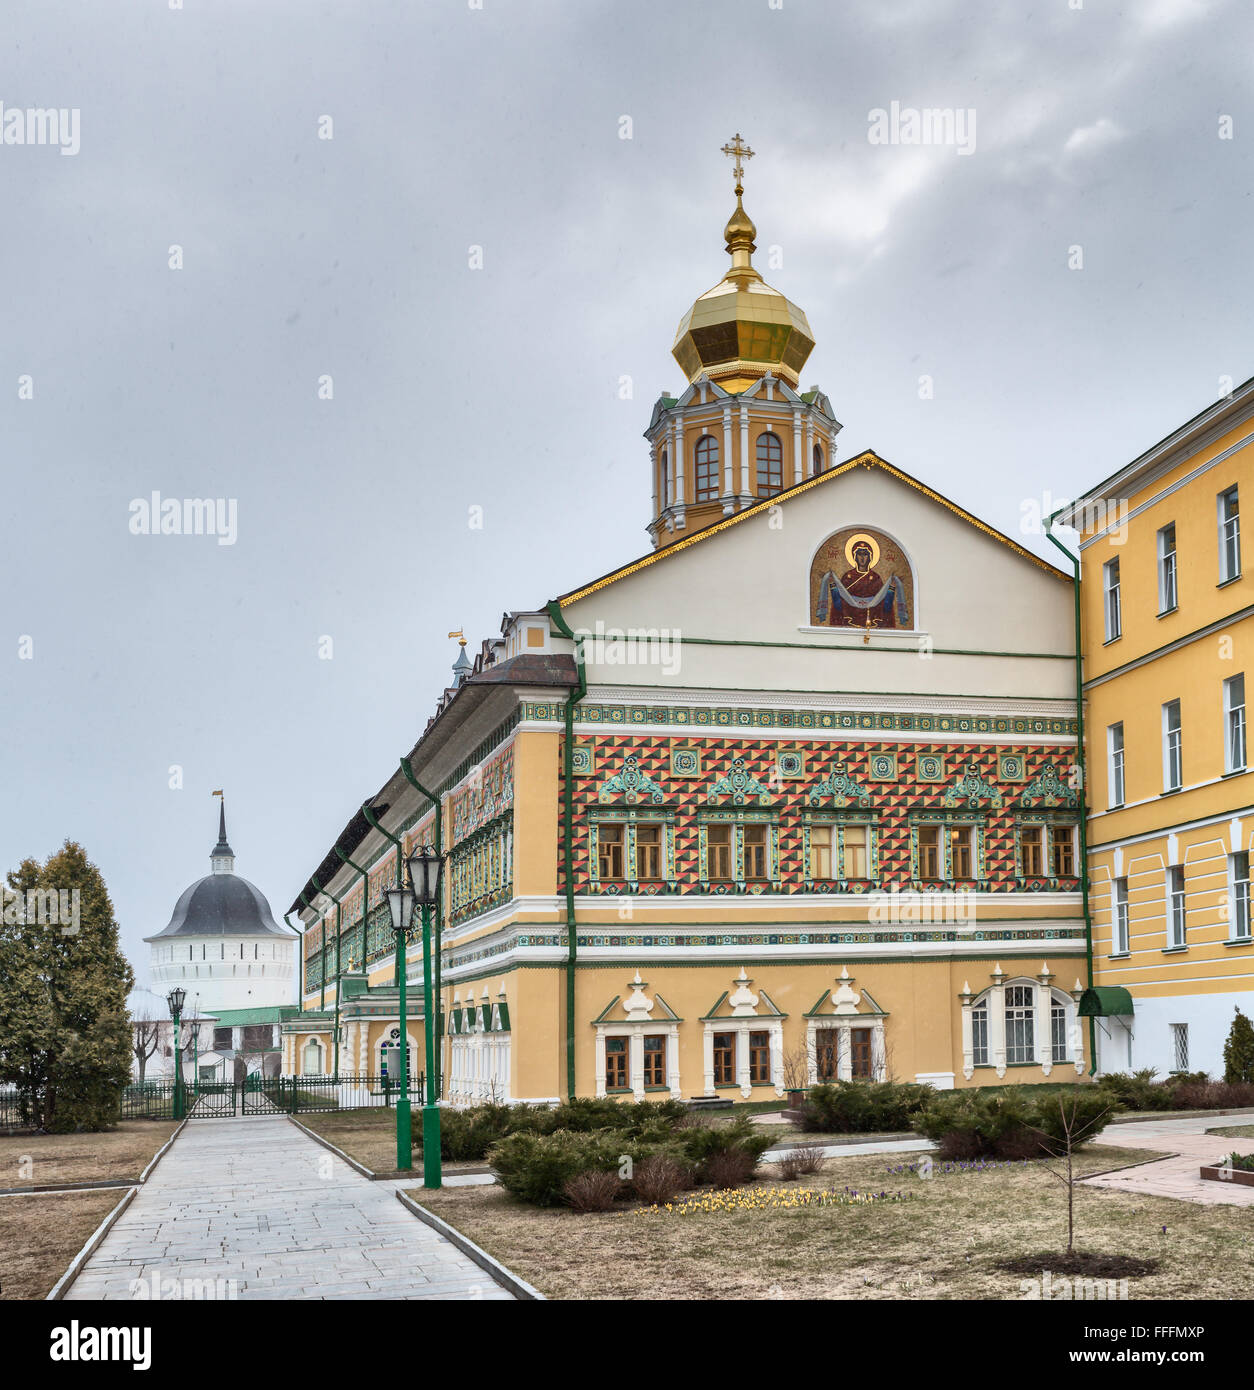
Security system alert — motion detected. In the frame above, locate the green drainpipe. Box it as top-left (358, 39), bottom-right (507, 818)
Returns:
top-left (1046, 513), bottom-right (1097, 1076)
top-left (400, 756), bottom-right (444, 1097)
top-left (299, 892), bottom-right (324, 1013)
top-left (546, 599), bottom-right (587, 1101)
top-left (310, 875), bottom-right (343, 1082)
top-left (283, 912), bottom-right (302, 1074)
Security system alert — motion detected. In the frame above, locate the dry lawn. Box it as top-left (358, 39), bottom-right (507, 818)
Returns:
top-left (0, 1190), bottom-right (123, 1300)
top-left (1209, 1124), bottom-right (1254, 1139)
top-left (0, 1122), bottom-right (178, 1190)
top-left (413, 1144), bottom-right (1254, 1300)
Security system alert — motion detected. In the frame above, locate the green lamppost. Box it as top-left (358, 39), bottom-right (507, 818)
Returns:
top-left (384, 844), bottom-right (445, 1187)
top-left (167, 986), bottom-right (187, 1120)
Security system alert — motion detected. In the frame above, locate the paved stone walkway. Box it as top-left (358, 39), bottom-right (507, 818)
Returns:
top-left (1083, 1113), bottom-right (1254, 1208)
top-left (64, 1117), bottom-right (514, 1300)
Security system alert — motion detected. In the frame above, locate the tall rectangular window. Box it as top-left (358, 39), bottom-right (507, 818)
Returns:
top-left (1167, 865), bottom-right (1186, 948)
top-left (1051, 1000), bottom-right (1068, 1063)
top-left (635, 823), bottom-right (662, 880)
top-left (1220, 486), bottom-right (1242, 582)
top-left (1020, 825), bottom-right (1044, 877)
top-left (971, 1002), bottom-right (989, 1066)
top-left (1005, 984), bottom-right (1035, 1065)
top-left (642, 1035), bottom-right (666, 1088)
top-left (743, 824), bottom-right (768, 880)
top-left (1225, 674), bottom-right (1246, 773)
top-left (843, 824), bottom-right (869, 879)
top-left (605, 1037), bottom-right (628, 1089)
top-left (1157, 522), bottom-right (1178, 613)
top-left (707, 825), bottom-right (732, 881)
top-left (1232, 851), bottom-right (1251, 941)
top-left (1108, 723), bottom-right (1125, 807)
top-left (1162, 699), bottom-right (1182, 792)
top-left (950, 824), bottom-right (975, 879)
top-left (1051, 824), bottom-right (1076, 878)
top-left (598, 825), bottom-right (623, 880)
top-left (1171, 1023), bottom-right (1189, 1072)
top-left (748, 1031), bottom-right (771, 1084)
top-left (712, 1032), bottom-right (736, 1085)
top-left (1113, 877), bottom-right (1130, 954)
top-left (1103, 558), bottom-right (1122, 640)
top-left (918, 825), bottom-right (941, 879)
top-left (809, 825), bottom-right (832, 879)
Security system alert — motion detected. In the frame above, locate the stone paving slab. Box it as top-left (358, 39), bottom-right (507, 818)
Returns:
top-left (63, 1117), bottom-right (514, 1301)
top-left (1083, 1113), bottom-right (1254, 1208)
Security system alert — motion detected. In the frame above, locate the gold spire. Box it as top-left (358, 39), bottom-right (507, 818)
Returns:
top-left (670, 133), bottom-right (815, 391)
top-left (720, 133), bottom-right (760, 283)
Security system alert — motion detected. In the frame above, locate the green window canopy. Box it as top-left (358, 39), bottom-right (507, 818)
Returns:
top-left (1078, 986), bottom-right (1134, 1018)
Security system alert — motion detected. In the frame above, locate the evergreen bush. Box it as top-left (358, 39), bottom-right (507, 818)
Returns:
top-left (1223, 1007), bottom-right (1254, 1085)
top-left (913, 1088), bottom-right (1111, 1160)
top-left (798, 1080), bottom-right (932, 1133)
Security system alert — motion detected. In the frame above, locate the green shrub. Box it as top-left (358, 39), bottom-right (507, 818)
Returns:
top-left (488, 1130), bottom-right (630, 1207)
top-left (913, 1087), bottom-right (1111, 1160)
top-left (799, 1080), bottom-right (933, 1134)
top-left (429, 1096), bottom-right (689, 1163)
top-left (674, 1114), bottom-right (772, 1182)
top-left (1096, 1068), bottom-right (1179, 1112)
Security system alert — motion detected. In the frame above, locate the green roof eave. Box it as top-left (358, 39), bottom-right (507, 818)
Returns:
top-left (1078, 986), bottom-right (1135, 1017)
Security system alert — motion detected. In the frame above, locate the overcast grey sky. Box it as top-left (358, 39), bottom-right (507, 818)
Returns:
top-left (3, 0), bottom-right (1251, 983)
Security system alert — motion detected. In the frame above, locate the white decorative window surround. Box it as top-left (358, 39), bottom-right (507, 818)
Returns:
top-left (803, 968), bottom-right (887, 1083)
top-left (448, 986), bottom-right (512, 1105)
top-left (959, 964), bottom-right (1083, 1080)
top-left (699, 970), bottom-right (787, 1099)
top-left (592, 973), bottom-right (682, 1101)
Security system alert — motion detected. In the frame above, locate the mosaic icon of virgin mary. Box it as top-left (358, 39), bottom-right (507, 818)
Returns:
top-left (816, 532), bottom-right (909, 629)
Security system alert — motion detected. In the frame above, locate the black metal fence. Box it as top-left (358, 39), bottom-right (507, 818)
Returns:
top-left (0, 1073), bottom-right (428, 1131)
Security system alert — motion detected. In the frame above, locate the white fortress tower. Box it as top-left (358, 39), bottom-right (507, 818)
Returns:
top-left (145, 801), bottom-right (295, 1015)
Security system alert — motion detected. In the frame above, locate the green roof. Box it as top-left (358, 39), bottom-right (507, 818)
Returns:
top-left (1078, 986), bottom-right (1135, 1018)
top-left (210, 1005), bottom-right (297, 1025)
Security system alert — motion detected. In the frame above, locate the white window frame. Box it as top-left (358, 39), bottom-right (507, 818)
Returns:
top-left (1103, 558), bottom-right (1122, 641)
top-left (1162, 699), bottom-right (1182, 793)
top-left (1170, 1022), bottom-right (1189, 1072)
top-left (1157, 522), bottom-right (1178, 613)
top-left (1219, 486), bottom-right (1241, 583)
top-left (1224, 674), bottom-right (1246, 774)
top-left (1230, 851), bottom-right (1251, 942)
top-left (961, 980), bottom-right (1081, 1080)
top-left (1107, 723), bottom-right (1125, 808)
top-left (1113, 877), bottom-right (1130, 954)
top-left (1167, 865), bottom-right (1186, 949)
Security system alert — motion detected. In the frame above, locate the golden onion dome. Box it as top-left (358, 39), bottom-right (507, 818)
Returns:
top-left (672, 148), bottom-right (815, 393)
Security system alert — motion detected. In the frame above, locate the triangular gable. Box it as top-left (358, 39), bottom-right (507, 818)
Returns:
top-left (557, 450), bottom-right (1068, 609)
top-left (804, 986), bottom-right (889, 1018)
top-left (591, 993), bottom-right (682, 1025)
top-left (700, 988), bottom-right (787, 1020)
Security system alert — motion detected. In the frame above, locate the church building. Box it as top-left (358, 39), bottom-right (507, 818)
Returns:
top-left (284, 138), bottom-right (1090, 1102)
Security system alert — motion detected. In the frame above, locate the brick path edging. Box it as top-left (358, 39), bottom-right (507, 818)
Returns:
top-left (395, 1190), bottom-right (546, 1301)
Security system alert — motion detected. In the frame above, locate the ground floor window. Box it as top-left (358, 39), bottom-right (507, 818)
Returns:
top-left (712, 1032), bottom-right (736, 1085)
top-left (850, 1027), bottom-right (873, 1079)
top-left (1171, 1022), bottom-right (1189, 1071)
top-left (1005, 985), bottom-right (1035, 1064)
top-left (815, 1028), bottom-right (839, 1081)
top-left (748, 1030), bottom-right (771, 1083)
top-left (606, 1036), bottom-right (629, 1089)
top-left (302, 1039), bottom-right (324, 1075)
top-left (643, 1034), bottom-right (666, 1087)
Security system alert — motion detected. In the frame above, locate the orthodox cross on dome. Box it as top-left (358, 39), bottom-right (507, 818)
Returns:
top-left (720, 132), bottom-right (755, 192)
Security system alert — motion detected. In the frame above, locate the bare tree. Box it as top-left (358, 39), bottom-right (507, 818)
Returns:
top-left (1029, 1091), bottom-right (1113, 1255)
top-left (131, 1009), bottom-right (160, 1083)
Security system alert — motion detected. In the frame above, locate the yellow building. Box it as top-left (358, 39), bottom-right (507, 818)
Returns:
top-left (282, 140), bottom-right (1092, 1101)
top-left (1057, 379), bottom-right (1254, 1075)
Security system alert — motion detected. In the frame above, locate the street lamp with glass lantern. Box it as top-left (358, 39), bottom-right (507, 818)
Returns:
top-left (166, 986), bottom-right (187, 1120)
top-left (383, 844), bottom-right (445, 1186)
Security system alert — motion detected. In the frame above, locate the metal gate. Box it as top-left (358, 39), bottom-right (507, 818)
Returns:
top-left (239, 1074), bottom-right (283, 1115)
top-left (189, 1080), bottom-right (236, 1118)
